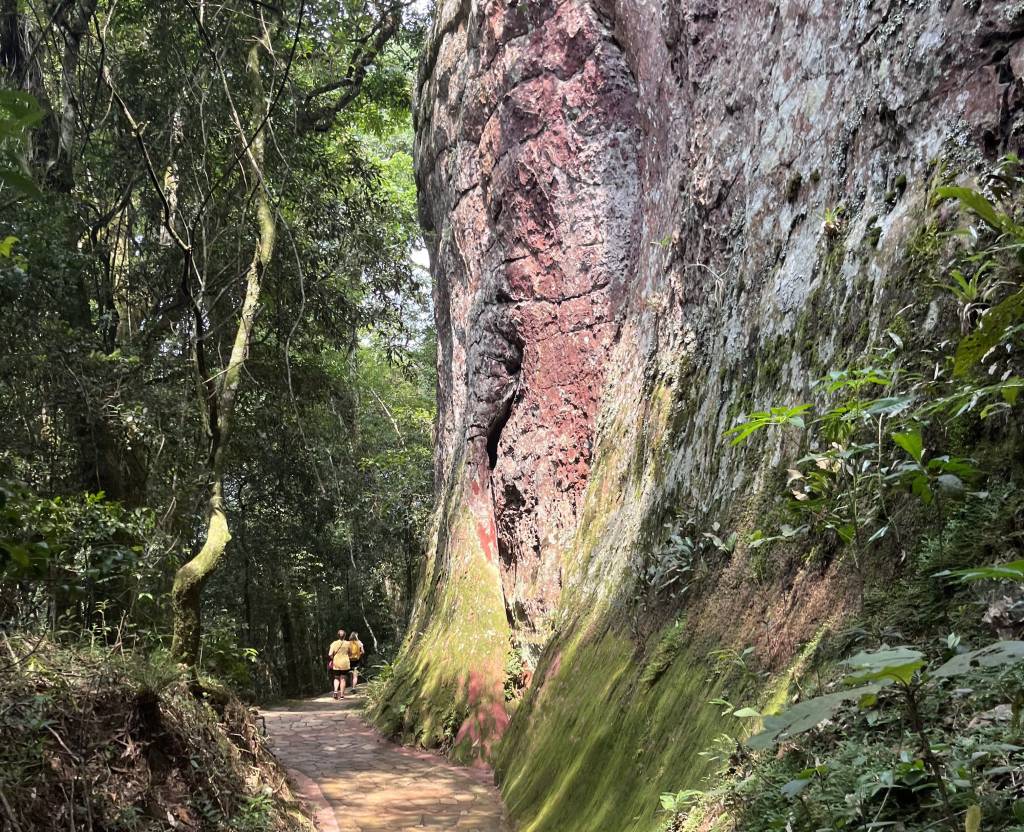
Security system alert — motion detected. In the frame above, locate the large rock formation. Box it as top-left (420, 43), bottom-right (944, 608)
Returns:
top-left (378, 0), bottom-right (1024, 828)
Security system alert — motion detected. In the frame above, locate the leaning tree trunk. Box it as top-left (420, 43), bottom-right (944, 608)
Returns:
top-left (170, 39), bottom-right (276, 667)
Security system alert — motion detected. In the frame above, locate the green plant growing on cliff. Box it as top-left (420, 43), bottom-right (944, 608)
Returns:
top-left (724, 404), bottom-right (811, 445)
top-left (720, 629), bottom-right (1024, 832)
top-left (728, 359), bottom-right (921, 587)
top-left (639, 514), bottom-right (740, 600)
top-left (659, 789), bottom-right (703, 815)
top-left (663, 159), bottom-right (1024, 832)
top-left (822, 204), bottom-right (846, 238)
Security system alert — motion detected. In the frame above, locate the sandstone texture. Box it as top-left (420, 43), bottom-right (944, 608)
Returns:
top-left (382, 1), bottom-right (1024, 830)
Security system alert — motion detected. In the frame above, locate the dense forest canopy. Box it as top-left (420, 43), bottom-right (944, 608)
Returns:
top-left (0, 0), bottom-right (435, 698)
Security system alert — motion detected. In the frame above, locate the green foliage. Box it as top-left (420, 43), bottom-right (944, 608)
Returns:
top-left (935, 184), bottom-right (1024, 238)
top-left (0, 0), bottom-right (433, 697)
top-left (364, 659), bottom-right (396, 712)
top-left (0, 637), bottom-right (311, 832)
top-left (690, 622), bottom-right (1024, 831)
top-left (664, 161), bottom-right (1024, 832)
top-left (0, 89), bottom-right (42, 196)
top-left (942, 559), bottom-right (1024, 583)
top-left (822, 203), bottom-right (846, 237)
top-left (933, 641), bottom-right (1024, 678)
top-left (724, 404), bottom-right (811, 445)
top-left (660, 790), bottom-right (703, 814)
top-left (637, 516), bottom-right (738, 603)
top-left (0, 479), bottom-right (159, 632)
top-left (725, 159), bottom-right (1024, 580)
top-left (745, 684), bottom-right (882, 751)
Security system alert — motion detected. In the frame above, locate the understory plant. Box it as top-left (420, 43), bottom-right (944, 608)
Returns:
top-left (726, 158), bottom-right (1024, 589)
top-left (661, 560), bottom-right (1024, 832)
top-left (658, 160), bottom-right (1024, 831)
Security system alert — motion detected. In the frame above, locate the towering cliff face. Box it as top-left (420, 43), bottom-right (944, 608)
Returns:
top-left (419, 0), bottom-right (641, 639)
top-left (380, 0), bottom-right (1024, 828)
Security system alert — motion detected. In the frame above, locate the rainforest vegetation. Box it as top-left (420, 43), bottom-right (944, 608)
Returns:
top-left (0, 0), bottom-right (433, 689)
top-left (0, 0), bottom-right (434, 827)
top-left (4, 1), bottom-right (1024, 832)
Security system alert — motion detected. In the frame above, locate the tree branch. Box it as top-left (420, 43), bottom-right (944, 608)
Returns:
top-left (101, 66), bottom-right (191, 254)
top-left (298, 3), bottom-right (400, 133)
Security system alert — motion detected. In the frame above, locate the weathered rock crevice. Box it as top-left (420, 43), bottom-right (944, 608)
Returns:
top-left (412, 0), bottom-right (642, 643)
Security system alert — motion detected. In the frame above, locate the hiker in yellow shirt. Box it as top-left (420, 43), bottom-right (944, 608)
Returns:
top-left (347, 632), bottom-right (365, 688)
top-left (327, 630), bottom-right (351, 700)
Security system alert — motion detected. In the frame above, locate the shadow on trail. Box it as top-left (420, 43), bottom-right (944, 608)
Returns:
top-left (263, 694), bottom-right (511, 832)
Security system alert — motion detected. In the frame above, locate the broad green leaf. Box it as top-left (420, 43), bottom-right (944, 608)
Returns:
top-left (891, 429), bottom-right (924, 463)
top-left (933, 641), bottom-right (1024, 677)
top-left (936, 185), bottom-right (1006, 232)
top-left (780, 777), bottom-right (812, 799)
top-left (835, 523), bottom-right (856, 544)
top-left (746, 684), bottom-right (881, 750)
top-left (935, 473), bottom-right (965, 494)
top-left (0, 167), bottom-right (40, 197)
top-left (910, 473), bottom-right (934, 505)
top-left (724, 405), bottom-right (812, 445)
top-left (941, 559), bottom-right (1024, 582)
top-left (864, 395), bottom-right (915, 416)
top-left (858, 691), bottom-right (878, 709)
top-left (1002, 380), bottom-right (1022, 406)
top-left (844, 647), bottom-right (925, 686)
top-left (733, 707), bottom-right (761, 718)
top-left (0, 90), bottom-right (43, 125)
top-left (3, 543), bottom-right (30, 567)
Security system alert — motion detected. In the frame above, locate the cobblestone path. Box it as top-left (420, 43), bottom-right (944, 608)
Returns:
top-left (263, 694), bottom-right (511, 832)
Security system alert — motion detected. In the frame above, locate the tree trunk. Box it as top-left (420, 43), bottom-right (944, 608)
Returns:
top-left (51, 0), bottom-right (98, 192)
top-left (170, 39), bottom-right (275, 667)
top-left (279, 601), bottom-right (299, 694)
top-left (170, 481), bottom-right (230, 665)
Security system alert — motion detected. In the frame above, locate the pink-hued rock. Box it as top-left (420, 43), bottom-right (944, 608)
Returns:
top-left (403, 0), bottom-right (1024, 822)
top-left (417, 0), bottom-right (640, 639)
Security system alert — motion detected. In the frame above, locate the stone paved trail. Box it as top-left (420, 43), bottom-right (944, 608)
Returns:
top-left (263, 693), bottom-right (511, 832)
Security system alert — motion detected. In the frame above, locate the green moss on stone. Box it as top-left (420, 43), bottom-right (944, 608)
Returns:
top-left (371, 488), bottom-right (511, 762)
top-left (496, 630), bottom-right (730, 832)
top-left (639, 618), bottom-right (687, 687)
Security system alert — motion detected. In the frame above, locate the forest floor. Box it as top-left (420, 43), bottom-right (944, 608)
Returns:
top-left (263, 693), bottom-right (511, 832)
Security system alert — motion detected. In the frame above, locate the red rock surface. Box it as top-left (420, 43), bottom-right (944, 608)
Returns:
top-left (417, 0), bottom-right (640, 638)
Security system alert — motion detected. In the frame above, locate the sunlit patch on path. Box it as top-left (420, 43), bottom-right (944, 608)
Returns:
top-left (263, 695), bottom-right (511, 832)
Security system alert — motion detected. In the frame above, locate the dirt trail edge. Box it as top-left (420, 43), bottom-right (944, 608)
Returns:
top-left (263, 694), bottom-right (512, 832)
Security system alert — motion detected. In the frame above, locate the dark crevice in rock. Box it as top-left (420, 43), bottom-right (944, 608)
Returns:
top-left (486, 386), bottom-right (515, 470)
top-left (485, 339), bottom-right (523, 470)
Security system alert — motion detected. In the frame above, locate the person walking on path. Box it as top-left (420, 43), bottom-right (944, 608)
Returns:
top-left (327, 630), bottom-right (351, 700)
top-left (347, 632), bottom-right (365, 688)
